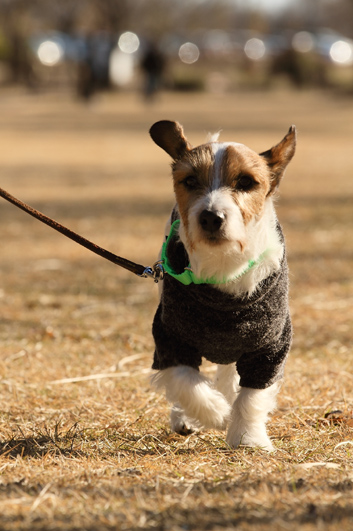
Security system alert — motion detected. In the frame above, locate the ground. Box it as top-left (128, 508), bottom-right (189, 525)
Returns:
top-left (0, 87), bottom-right (352, 530)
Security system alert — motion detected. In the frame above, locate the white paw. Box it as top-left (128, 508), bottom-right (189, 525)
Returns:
top-left (225, 384), bottom-right (279, 452)
top-left (152, 366), bottom-right (231, 430)
top-left (226, 424), bottom-right (274, 452)
top-left (190, 387), bottom-right (231, 430)
top-left (170, 405), bottom-right (198, 435)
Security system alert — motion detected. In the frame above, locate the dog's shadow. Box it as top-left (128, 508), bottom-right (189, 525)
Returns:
top-left (0, 423), bottom-right (86, 459)
top-left (0, 424), bottom-right (233, 460)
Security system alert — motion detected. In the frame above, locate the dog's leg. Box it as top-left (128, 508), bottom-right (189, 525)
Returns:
top-left (152, 366), bottom-right (232, 430)
top-left (226, 382), bottom-right (279, 452)
top-left (214, 364), bottom-right (239, 405)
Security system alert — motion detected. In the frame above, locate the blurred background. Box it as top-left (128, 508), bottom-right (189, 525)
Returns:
top-left (0, 5), bottom-right (353, 527)
top-left (1, 0), bottom-right (353, 98)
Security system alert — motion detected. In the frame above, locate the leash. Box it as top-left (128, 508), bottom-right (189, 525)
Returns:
top-left (0, 186), bottom-right (164, 282)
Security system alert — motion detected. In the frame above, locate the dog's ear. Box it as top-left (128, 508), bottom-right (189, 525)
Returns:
top-left (149, 120), bottom-right (192, 160)
top-left (260, 125), bottom-right (296, 193)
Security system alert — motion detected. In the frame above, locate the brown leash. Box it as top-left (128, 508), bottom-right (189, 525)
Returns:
top-left (0, 186), bottom-right (163, 282)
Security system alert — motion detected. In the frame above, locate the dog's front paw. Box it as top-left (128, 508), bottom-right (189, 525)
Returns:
top-left (152, 366), bottom-right (231, 431)
top-left (170, 405), bottom-right (198, 435)
top-left (186, 386), bottom-right (231, 430)
top-left (226, 425), bottom-right (274, 452)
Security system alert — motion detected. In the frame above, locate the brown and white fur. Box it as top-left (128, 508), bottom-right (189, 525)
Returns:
top-left (150, 120), bottom-right (296, 451)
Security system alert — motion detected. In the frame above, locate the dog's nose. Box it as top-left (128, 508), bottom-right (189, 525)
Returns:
top-left (199, 209), bottom-right (225, 233)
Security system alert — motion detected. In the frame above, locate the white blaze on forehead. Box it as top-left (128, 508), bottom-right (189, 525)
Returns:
top-left (210, 142), bottom-right (246, 190)
top-left (211, 141), bottom-right (246, 153)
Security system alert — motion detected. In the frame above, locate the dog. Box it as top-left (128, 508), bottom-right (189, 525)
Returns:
top-left (149, 120), bottom-right (296, 451)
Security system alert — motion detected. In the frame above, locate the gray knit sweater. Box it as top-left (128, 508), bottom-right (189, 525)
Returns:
top-left (152, 225), bottom-right (292, 390)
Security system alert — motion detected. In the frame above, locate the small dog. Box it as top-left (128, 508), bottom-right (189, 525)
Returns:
top-left (149, 120), bottom-right (296, 451)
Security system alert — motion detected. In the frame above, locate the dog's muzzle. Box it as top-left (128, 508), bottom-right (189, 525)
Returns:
top-left (199, 209), bottom-right (225, 236)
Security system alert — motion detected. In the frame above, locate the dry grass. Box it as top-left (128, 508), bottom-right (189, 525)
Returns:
top-left (0, 86), bottom-right (352, 530)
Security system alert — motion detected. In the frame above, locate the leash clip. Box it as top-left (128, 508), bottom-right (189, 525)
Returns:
top-left (139, 261), bottom-right (165, 283)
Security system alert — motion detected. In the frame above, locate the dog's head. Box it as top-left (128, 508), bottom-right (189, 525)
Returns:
top-left (150, 120), bottom-right (296, 279)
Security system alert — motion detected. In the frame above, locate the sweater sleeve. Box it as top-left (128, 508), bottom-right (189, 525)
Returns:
top-left (152, 302), bottom-right (202, 371)
top-left (236, 313), bottom-right (292, 389)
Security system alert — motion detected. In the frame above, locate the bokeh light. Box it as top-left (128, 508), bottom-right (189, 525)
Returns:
top-left (244, 38), bottom-right (266, 61)
top-left (329, 40), bottom-right (353, 65)
top-left (292, 31), bottom-right (315, 53)
top-left (37, 40), bottom-right (64, 66)
top-left (178, 42), bottom-right (200, 64)
top-left (118, 32), bottom-right (140, 54)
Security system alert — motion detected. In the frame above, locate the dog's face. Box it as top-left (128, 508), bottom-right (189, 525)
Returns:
top-left (150, 121), bottom-right (296, 262)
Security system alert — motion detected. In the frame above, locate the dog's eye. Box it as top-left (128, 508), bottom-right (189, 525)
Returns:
top-left (182, 175), bottom-right (198, 189)
top-left (236, 174), bottom-right (256, 191)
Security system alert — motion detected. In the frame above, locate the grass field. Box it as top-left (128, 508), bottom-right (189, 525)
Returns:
top-left (0, 86), bottom-right (352, 530)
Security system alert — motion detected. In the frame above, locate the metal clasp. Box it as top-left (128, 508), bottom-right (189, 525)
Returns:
top-left (139, 260), bottom-right (165, 283)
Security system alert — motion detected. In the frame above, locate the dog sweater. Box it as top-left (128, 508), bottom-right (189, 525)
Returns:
top-left (152, 223), bottom-right (292, 390)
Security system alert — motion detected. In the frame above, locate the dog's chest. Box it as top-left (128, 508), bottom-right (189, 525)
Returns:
top-left (152, 222), bottom-right (291, 374)
top-left (158, 269), bottom-right (286, 364)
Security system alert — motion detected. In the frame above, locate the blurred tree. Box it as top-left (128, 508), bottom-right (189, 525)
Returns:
top-left (33, 0), bottom-right (85, 34)
top-left (322, 0), bottom-right (353, 38)
top-left (130, 0), bottom-right (237, 38)
top-left (90, 0), bottom-right (130, 32)
top-left (0, 0), bottom-right (37, 86)
top-left (2, 0), bottom-right (353, 92)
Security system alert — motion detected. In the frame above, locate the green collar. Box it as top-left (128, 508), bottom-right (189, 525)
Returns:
top-left (160, 220), bottom-right (267, 286)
